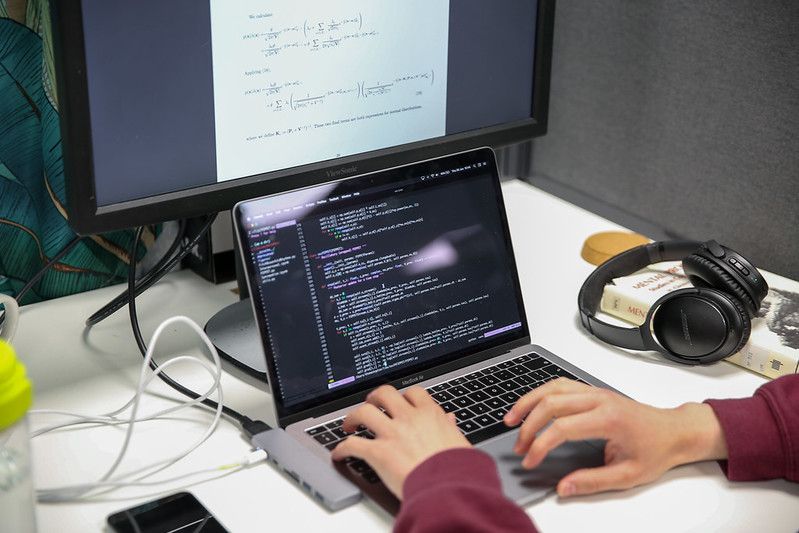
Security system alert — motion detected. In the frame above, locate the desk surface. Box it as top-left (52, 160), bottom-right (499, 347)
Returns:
top-left (17, 180), bottom-right (799, 532)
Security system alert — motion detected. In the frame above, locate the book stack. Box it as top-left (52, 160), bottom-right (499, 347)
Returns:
top-left (600, 261), bottom-right (799, 378)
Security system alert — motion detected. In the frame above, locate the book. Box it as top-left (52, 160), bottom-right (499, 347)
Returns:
top-left (599, 261), bottom-right (799, 378)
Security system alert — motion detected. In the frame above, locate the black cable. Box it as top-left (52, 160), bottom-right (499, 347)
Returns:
top-left (125, 219), bottom-right (249, 426)
top-left (239, 416), bottom-right (272, 439)
top-left (1, 235), bottom-right (84, 329)
top-left (16, 235), bottom-right (84, 304)
top-left (3, 220), bottom-right (270, 443)
top-left (86, 220), bottom-right (187, 326)
top-left (86, 218), bottom-right (201, 326)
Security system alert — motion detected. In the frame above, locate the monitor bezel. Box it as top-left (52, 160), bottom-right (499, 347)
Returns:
top-left (51, 1), bottom-right (555, 236)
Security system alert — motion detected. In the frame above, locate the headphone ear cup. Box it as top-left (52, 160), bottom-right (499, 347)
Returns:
top-left (650, 289), bottom-right (751, 363)
top-left (682, 253), bottom-right (758, 317)
top-left (731, 296), bottom-right (752, 351)
top-left (714, 292), bottom-right (752, 358)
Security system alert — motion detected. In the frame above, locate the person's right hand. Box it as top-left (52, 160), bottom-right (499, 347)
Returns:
top-left (503, 378), bottom-right (728, 498)
top-left (331, 385), bottom-right (471, 500)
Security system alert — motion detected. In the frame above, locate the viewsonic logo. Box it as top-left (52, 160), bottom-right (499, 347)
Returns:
top-left (326, 165), bottom-right (359, 179)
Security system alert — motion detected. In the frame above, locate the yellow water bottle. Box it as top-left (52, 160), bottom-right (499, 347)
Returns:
top-left (0, 338), bottom-right (36, 532)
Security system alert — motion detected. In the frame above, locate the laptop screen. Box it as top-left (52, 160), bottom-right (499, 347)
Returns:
top-left (234, 148), bottom-right (529, 419)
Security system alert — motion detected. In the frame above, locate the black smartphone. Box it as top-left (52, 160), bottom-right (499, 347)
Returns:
top-left (107, 491), bottom-right (229, 533)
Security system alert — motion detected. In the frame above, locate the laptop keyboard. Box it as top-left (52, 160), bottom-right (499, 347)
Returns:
top-left (305, 351), bottom-right (583, 484)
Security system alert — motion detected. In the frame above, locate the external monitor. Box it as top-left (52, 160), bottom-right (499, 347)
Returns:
top-left (51, 0), bottom-right (554, 235)
top-left (51, 1), bottom-right (555, 382)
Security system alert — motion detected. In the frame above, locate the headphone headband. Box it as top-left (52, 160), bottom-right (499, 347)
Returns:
top-left (577, 239), bottom-right (767, 365)
top-left (578, 240), bottom-right (702, 347)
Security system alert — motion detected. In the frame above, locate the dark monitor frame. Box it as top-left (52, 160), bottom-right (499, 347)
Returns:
top-left (51, 1), bottom-right (555, 236)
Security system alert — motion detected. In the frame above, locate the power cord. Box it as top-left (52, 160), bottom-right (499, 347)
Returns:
top-left (85, 216), bottom-right (205, 327)
top-left (13, 236), bottom-right (84, 304)
top-left (123, 221), bottom-right (250, 426)
top-left (32, 315), bottom-right (267, 502)
top-left (119, 222), bottom-right (272, 439)
top-left (28, 219), bottom-right (272, 502)
top-left (0, 235), bottom-right (84, 332)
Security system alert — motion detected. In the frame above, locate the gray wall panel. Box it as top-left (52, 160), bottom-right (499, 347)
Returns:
top-left (526, 0), bottom-right (798, 279)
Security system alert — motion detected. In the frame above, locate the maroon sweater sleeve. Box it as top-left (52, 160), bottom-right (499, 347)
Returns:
top-left (394, 448), bottom-right (538, 533)
top-left (705, 373), bottom-right (799, 482)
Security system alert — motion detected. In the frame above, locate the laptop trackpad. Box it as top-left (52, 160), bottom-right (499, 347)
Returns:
top-left (477, 434), bottom-right (606, 505)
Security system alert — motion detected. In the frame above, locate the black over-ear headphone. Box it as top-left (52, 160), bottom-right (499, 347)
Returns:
top-left (578, 240), bottom-right (769, 365)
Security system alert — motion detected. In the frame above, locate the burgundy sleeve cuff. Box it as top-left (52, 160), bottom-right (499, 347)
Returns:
top-left (403, 447), bottom-right (502, 495)
top-left (394, 448), bottom-right (537, 533)
top-left (705, 374), bottom-right (799, 482)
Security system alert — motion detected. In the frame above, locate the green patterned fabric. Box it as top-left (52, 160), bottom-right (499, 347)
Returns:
top-left (0, 1), bottom-right (155, 304)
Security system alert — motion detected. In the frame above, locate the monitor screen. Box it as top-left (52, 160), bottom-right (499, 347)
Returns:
top-left (52, 0), bottom-right (554, 235)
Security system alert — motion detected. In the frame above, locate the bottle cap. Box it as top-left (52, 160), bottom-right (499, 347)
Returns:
top-left (0, 339), bottom-right (32, 431)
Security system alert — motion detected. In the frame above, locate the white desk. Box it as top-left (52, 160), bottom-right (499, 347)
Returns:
top-left (16, 180), bottom-right (799, 532)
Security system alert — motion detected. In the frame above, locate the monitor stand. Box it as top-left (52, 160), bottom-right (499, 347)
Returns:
top-left (203, 228), bottom-right (270, 389)
top-left (204, 297), bottom-right (269, 389)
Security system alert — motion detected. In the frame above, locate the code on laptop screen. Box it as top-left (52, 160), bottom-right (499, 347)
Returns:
top-left (236, 150), bottom-right (527, 409)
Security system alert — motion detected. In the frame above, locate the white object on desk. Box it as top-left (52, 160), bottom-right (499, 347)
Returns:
top-left (13, 180), bottom-right (799, 532)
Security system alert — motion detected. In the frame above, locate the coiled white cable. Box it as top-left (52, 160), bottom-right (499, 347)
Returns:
top-left (31, 315), bottom-right (263, 503)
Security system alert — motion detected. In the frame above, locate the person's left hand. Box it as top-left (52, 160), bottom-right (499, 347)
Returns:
top-left (330, 385), bottom-right (471, 499)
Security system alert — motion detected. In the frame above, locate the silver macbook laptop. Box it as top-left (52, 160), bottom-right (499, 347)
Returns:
top-left (233, 148), bottom-right (611, 514)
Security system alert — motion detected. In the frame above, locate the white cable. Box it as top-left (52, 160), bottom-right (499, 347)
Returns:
top-left (34, 449), bottom-right (268, 497)
top-left (31, 355), bottom-right (219, 438)
top-left (32, 315), bottom-right (237, 503)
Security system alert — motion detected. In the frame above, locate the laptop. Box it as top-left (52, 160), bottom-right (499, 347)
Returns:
top-left (233, 147), bottom-right (611, 514)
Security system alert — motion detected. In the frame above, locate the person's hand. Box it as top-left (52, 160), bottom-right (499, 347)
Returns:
top-left (330, 385), bottom-right (471, 500)
top-left (503, 378), bottom-right (728, 498)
